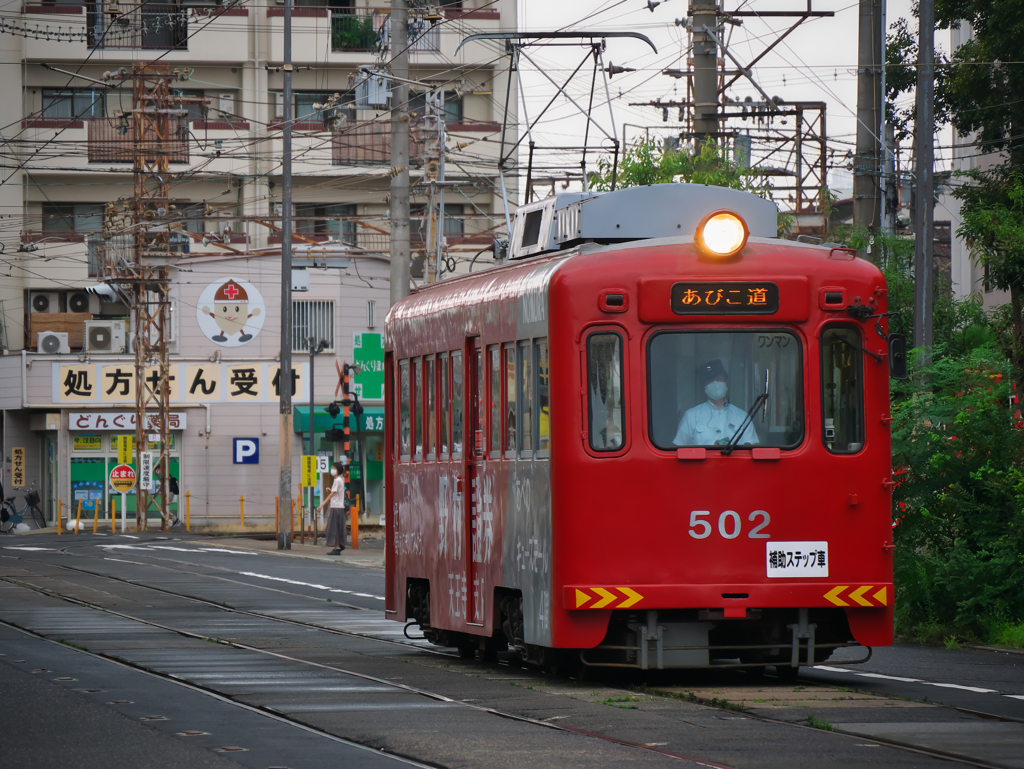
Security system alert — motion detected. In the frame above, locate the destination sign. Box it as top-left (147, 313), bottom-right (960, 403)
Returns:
top-left (670, 282), bottom-right (779, 315)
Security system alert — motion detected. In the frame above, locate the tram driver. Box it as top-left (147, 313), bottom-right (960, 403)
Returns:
top-left (673, 359), bottom-right (759, 447)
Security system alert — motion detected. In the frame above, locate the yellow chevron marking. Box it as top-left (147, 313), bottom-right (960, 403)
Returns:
top-left (575, 589), bottom-right (591, 609)
top-left (850, 585), bottom-right (874, 607)
top-left (872, 586), bottom-right (888, 606)
top-left (618, 587), bottom-right (643, 609)
top-left (592, 587), bottom-right (616, 609)
top-left (824, 585), bottom-right (849, 606)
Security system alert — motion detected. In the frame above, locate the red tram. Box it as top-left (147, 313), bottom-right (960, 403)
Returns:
top-left (384, 184), bottom-right (898, 674)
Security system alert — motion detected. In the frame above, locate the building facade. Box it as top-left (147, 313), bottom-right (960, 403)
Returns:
top-left (0, 0), bottom-right (518, 527)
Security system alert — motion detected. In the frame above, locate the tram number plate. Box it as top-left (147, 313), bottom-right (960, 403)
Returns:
top-left (766, 541), bottom-right (828, 578)
top-left (670, 282), bottom-right (779, 314)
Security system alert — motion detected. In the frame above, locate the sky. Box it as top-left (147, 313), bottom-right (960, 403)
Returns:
top-left (512, 0), bottom-right (945, 199)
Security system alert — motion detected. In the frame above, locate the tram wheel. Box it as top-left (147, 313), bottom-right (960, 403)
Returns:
top-left (455, 635), bottom-right (476, 660)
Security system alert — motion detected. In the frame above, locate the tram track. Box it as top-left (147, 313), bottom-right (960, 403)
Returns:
top-left (0, 542), bottom-right (1015, 769)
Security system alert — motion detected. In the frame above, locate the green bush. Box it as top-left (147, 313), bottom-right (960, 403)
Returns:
top-left (891, 348), bottom-right (1024, 640)
top-left (332, 16), bottom-right (376, 51)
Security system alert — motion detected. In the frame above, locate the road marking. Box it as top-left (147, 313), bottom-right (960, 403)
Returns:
top-left (238, 571), bottom-right (385, 601)
top-left (1005, 695), bottom-right (1024, 700)
top-left (856, 673), bottom-right (922, 683)
top-left (103, 545), bottom-right (257, 556)
top-left (924, 682), bottom-right (998, 693)
top-left (813, 666), bottom-right (853, 673)
top-left (3, 547), bottom-right (58, 551)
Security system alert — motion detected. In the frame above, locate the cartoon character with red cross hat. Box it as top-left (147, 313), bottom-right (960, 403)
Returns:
top-left (201, 279), bottom-right (262, 343)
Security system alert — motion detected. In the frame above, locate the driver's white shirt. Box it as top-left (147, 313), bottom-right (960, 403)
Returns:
top-left (673, 400), bottom-right (759, 446)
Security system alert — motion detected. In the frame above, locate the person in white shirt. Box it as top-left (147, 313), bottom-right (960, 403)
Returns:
top-left (673, 359), bottom-right (759, 447)
top-left (318, 461), bottom-right (347, 555)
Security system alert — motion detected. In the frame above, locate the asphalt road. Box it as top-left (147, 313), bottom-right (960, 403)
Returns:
top-left (2, 532), bottom-right (1022, 769)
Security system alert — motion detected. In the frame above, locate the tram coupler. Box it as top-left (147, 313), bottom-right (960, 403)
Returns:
top-left (786, 608), bottom-right (816, 668)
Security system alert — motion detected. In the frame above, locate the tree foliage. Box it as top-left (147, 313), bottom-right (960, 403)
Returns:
top-left (589, 139), bottom-right (766, 193)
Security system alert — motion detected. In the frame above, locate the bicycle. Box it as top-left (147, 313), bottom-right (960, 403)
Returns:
top-left (0, 490), bottom-right (45, 533)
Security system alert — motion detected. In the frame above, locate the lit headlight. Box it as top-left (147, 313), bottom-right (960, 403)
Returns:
top-left (695, 210), bottom-right (748, 258)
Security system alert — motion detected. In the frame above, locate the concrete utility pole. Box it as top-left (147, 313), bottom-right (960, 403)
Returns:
top-left (278, 0), bottom-right (294, 550)
top-left (914, 0), bottom-right (935, 350)
top-left (390, 0), bottom-right (411, 304)
top-left (690, 2), bottom-right (720, 143)
top-left (854, 0), bottom-right (882, 237)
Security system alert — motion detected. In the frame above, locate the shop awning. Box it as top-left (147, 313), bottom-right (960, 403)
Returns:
top-left (293, 406), bottom-right (385, 434)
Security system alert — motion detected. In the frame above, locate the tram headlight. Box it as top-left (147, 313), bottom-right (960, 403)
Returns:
top-left (695, 210), bottom-right (749, 258)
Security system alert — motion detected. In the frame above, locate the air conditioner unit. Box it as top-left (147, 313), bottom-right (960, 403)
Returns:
top-left (85, 320), bottom-right (126, 353)
top-left (67, 291), bottom-right (101, 315)
top-left (30, 292), bottom-right (60, 313)
top-left (218, 93), bottom-right (234, 118)
top-left (37, 331), bottom-right (70, 354)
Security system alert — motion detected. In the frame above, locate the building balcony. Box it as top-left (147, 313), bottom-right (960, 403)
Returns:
top-left (331, 119), bottom-right (425, 166)
top-left (87, 117), bottom-right (189, 164)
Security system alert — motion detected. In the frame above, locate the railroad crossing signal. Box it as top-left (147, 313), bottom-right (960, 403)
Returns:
top-left (109, 464), bottom-right (137, 494)
top-left (572, 586), bottom-right (644, 609)
top-left (824, 585), bottom-right (889, 607)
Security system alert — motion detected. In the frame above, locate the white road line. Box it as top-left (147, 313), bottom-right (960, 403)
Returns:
top-left (102, 544), bottom-right (257, 556)
top-left (856, 673), bottom-right (922, 683)
top-left (238, 571), bottom-right (385, 601)
top-left (924, 682), bottom-right (998, 693)
top-left (1005, 695), bottom-right (1024, 700)
top-left (813, 666), bottom-right (853, 673)
top-left (3, 547), bottom-right (59, 551)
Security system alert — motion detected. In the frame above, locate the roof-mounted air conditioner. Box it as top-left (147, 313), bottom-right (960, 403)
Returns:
top-left (85, 320), bottom-right (126, 353)
top-left (30, 292), bottom-right (60, 313)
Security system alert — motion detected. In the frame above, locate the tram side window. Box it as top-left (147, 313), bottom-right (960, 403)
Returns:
top-left (519, 341), bottom-right (533, 455)
top-left (504, 344), bottom-right (516, 457)
top-left (536, 339), bottom-right (550, 453)
top-left (587, 332), bottom-right (624, 451)
top-left (413, 358), bottom-right (423, 460)
top-left (440, 353), bottom-right (449, 457)
top-left (452, 351), bottom-right (464, 457)
top-left (488, 345), bottom-right (501, 457)
top-left (821, 327), bottom-right (865, 453)
top-left (399, 360), bottom-right (411, 459)
top-left (426, 356), bottom-right (436, 460)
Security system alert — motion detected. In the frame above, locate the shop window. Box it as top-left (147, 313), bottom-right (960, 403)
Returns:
top-left (536, 339), bottom-right (550, 453)
top-left (439, 353), bottom-right (449, 457)
top-left (426, 356), bottom-right (436, 459)
top-left (519, 341), bottom-right (533, 456)
top-left (412, 358), bottom-right (423, 460)
top-left (504, 344), bottom-right (516, 457)
top-left (821, 327), bottom-right (865, 453)
top-left (292, 300), bottom-right (335, 352)
top-left (587, 332), bottom-right (624, 452)
top-left (452, 351), bottom-right (463, 457)
top-left (488, 345), bottom-right (500, 456)
top-left (399, 360), bottom-right (411, 459)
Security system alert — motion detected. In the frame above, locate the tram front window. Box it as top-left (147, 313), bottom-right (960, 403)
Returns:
top-left (648, 331), bottom-right (803, 450)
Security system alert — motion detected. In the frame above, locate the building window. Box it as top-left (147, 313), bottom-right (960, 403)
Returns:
top-left (408, 92), bottom-right (463, 123)
top-left (294, 203), bottom-right (356, 244)
top-left (294, 91), bottom-right (356, 123)
top-left (41, 203), bottom-right (104, 233)
top-left (41, 88), bottom-right (105, 119)
top-left (291, 300), bottom-right (335, 352)
top-left (172, 89), bottom-right (206, 122)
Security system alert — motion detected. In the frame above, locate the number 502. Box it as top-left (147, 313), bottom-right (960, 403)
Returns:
top-left (688, 510), bottom-right (770, 540)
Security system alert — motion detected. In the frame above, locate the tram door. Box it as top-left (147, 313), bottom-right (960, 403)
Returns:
top-left (466, 338), bottom-right (484, 625)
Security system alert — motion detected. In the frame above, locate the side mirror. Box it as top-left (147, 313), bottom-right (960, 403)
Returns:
top-left (888, 333), bottom-right (908, 380)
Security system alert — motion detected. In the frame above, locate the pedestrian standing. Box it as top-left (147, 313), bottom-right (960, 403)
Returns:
top-left (318, 461), bottom-right (347, 555)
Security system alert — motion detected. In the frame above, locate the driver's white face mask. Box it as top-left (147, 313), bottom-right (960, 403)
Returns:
top-left (704, 380), bottom-right (728, 400)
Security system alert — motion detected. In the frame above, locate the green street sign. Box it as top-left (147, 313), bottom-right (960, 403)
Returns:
top-left (353, 332), bottom-right (384, 400)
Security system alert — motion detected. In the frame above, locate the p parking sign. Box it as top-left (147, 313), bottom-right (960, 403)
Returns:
top-left (233, 438), bottom-right (260, 464)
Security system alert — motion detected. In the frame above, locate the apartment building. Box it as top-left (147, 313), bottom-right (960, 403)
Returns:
top-left (0, 0), bottom-right (518, 527)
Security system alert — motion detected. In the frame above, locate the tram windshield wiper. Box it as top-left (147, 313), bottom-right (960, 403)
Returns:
top-left (721, 371), bottom-right (769, 456)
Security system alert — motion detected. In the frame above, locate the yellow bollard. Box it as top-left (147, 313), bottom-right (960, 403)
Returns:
top-left (275, 496), bottom-right (279, 532)
top-left (240, 495), bottom-right (244, 526)
top-left (92, 501), bottom-right (99, 534)
top-left (57, 498), bottom-right (62, 535)
top-left (350, 496), bottom-right (360, 550)
top-left (185, 491), bottom-right (190, 532)
top-left (74, 500), bottom-right (83, 534)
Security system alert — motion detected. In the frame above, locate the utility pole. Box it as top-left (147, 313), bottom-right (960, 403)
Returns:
top-left (423, 88), bottom-right (447, 282)
top-left (278, 0), bottom-right (294, 550)
top-left (914, 0), bottom-right (935, 350)
top-left (854, 0), bottom-right (882, 239)
top-left (690, 2), bottom-right (720, 144)
top-left (390, 0), bottom-right (411, 304)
